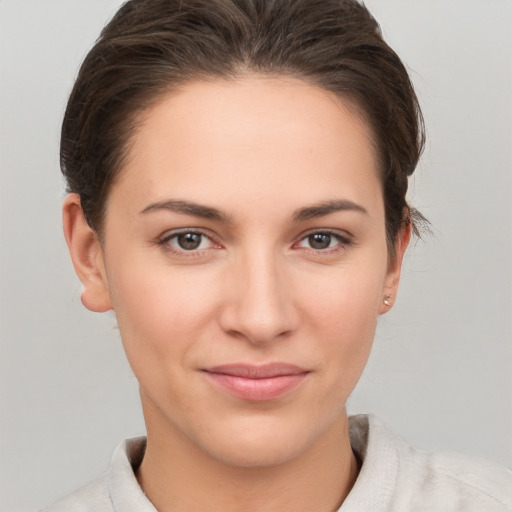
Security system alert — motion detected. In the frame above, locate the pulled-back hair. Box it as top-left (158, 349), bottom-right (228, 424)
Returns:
top-left (61, 0), bottom-right (425, 254)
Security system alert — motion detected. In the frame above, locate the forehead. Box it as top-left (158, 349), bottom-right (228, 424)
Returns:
top-left (113, 76), bottom-right (382, 217)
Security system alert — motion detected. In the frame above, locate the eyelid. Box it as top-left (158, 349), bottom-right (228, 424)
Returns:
top-left (158, 228), bottom-right (222, 254)
top-left (156, 227), bottom-right (353, 256)
top-left (293, 228), bottom-right (353, 251)
top-left (160, 227), bottom-right (212, 242)
top-left (297, 227), bottom-right (353, 241)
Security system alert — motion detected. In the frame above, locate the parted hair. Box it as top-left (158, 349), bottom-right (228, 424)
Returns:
top-left (61, 0), bottom-right (425, 254)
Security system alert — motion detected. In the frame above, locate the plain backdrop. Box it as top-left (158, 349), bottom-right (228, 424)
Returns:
top-left (1, 1), bottom-right (511, 511)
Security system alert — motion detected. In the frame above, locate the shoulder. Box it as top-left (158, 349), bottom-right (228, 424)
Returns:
top-left (39, 473), bottom-right (112, 512)
top-left (40, 436), bottom-right (149, 512)
top-left (347, 415), bottom-right (512, 511)
top-left (401, 446), bottom-right (512, 511)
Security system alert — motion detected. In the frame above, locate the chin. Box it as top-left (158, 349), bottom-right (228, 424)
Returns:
top-left (208, 437), bottom-right (307, 469)
top-left (194, 414), bottom-right (330, 469)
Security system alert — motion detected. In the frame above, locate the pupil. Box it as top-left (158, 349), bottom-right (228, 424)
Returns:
top-left (178, 233), bottom-right (202, 250)
top-left (309, 233), bottom-right (331, 250)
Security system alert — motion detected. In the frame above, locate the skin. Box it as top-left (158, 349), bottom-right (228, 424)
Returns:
top-left (63, 76), bottom-right (410, 512)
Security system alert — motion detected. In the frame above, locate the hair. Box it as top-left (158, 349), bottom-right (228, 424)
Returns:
top-left (61, 0), bottom-right (426, 257)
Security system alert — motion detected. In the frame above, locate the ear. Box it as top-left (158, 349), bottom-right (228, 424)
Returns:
top-left (379, 221), bottom-right (411, 315)
top-left (62, 194), bottom-right (113, 312)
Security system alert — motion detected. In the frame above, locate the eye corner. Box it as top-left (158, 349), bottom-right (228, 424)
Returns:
top-left (293, 229), bottom-right (353, 254)
top-left (157, 228), bottom-right (222, 256)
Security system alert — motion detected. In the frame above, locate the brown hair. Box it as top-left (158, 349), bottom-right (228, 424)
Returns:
top-left (61, 0), bottom-right (425, 255)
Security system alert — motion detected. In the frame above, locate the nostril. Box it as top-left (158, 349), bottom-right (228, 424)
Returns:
top-left (218, 298), bottom-right (299, 345)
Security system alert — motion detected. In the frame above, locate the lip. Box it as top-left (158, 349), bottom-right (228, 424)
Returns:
top-left (201, 363), bottom-right (310, 402)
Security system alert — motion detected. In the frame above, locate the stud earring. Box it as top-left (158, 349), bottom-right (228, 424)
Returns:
top-left (383, 294), bottom-right (391, 306)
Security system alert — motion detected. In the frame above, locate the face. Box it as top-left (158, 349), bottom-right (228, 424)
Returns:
top-left (66, 76), bottom-right (407, 468)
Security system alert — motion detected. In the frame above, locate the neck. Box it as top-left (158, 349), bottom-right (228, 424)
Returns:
top-left (136, 401), bottom-right (359, 512)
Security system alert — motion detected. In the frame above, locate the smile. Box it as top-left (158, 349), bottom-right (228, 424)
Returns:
top-left (201, 363), bottom-right (310, 402)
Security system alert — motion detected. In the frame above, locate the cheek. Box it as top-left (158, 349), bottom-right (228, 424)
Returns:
top-left (107, 260), bottom-right (222, 370)
top-left (297, 258), bottom-right (387, 392)
top-left (299, 256), bottom-right (386, 333)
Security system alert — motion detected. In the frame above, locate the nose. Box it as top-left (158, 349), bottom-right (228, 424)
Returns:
top-left (218, 247), bottom-right (299, 345)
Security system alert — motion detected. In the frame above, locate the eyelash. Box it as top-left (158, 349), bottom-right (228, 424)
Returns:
top-left (158, 229), bottom-right (220, 256)
top-left (294, 229), bottom-right (352, 254)
top-left (157, 229), bottom-right (352, 257)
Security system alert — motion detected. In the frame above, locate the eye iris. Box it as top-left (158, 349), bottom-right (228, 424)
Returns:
top-left (177, 233), bottom-right (202, 250)
top-left (309, 233), bottom-right (332, 250)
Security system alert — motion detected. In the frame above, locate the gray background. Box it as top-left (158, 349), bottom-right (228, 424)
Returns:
top-left (1, 1), bottom-right (511, 511)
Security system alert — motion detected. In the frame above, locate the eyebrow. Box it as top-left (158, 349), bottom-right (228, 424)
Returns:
top-left (140, 198), bottom-right (367, 223)
top-left (292, 200), bottom-right (368, 222)
top-left (140, 200), bottom-right (231, 223)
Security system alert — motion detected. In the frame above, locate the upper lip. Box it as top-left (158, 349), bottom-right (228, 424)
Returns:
top-left (203, 363), bottom-right (309, 379)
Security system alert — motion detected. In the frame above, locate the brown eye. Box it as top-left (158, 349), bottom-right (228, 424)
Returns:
top-left (162, 231), bottom-right (214, 252)
top-left (308, 233), bottom-right (333, 250)
top-left (177, 232), bottom-right (203, 250)
top-left (296, 231), bottom-right (350, 253)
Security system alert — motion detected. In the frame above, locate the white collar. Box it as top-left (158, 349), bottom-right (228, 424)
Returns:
top-left (106, 415), bottom-right (398, 512)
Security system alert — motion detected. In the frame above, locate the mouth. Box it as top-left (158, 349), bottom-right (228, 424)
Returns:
top-left (201, 363), bottom-right (310, 401)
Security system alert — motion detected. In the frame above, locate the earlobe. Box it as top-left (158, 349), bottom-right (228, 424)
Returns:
top-left (379, 221), bottom-right (411, 315)
top-left (62, 194), bottom-right (113, 313)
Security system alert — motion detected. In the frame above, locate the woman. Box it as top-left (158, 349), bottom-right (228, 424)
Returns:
top-left (41, 0), bottom-right (511, 510)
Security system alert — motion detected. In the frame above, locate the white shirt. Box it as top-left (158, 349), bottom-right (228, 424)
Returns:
top-left (40, 415), bottom-right (512, 511)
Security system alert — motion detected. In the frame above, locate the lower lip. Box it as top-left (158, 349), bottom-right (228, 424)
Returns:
top-left (203, 372), bottom-right (308, 401)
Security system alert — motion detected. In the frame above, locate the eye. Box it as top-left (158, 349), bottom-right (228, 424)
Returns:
top-left (296, 231), bottom-right (350, 251)
top-left (160, 230), bottom-right (216, 252)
